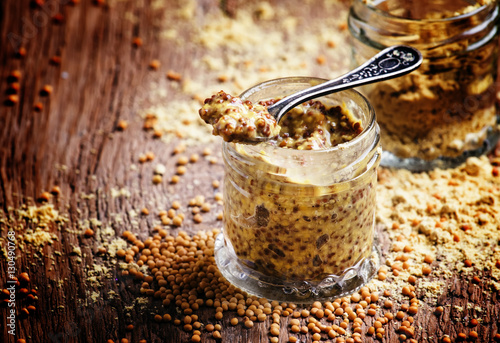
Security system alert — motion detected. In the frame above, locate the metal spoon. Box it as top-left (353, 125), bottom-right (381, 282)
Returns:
top-left (267, 45), bottom-right (422, 124)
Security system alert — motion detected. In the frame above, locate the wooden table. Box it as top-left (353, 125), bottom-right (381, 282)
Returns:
top-left (1, 0), bottom-right (499, 342)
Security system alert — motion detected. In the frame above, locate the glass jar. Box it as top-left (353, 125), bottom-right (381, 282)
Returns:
top-left (214, 77), bottom-right (381, 303)
top-left (348, 0), bottom-right (500, 171)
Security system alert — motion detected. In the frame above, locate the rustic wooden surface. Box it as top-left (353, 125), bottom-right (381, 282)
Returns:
top-left (0, 0), bottom-right (499, 343)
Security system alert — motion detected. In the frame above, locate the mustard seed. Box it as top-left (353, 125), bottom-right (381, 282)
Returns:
top-left (173, 144), bottom-right (186, 154)
top-left (34, 102), bottom-right (43, 111)
top-left (167, 70), bottom-right (182, 81)
top-left (270, 326), bottom-right (280, 336)
top-left (8, 70), bottom-right (21, 82)
top-left (50, 185), bottom-right (61, 195)
top-left (19, 272), bottom-right (30, 283)
top-left (212, 331), bottom-right (221, 339)
top-left (172, 216), bottom-right (183, 226)
top-left (16, 47), bottom-right (27, 58)
top-left (4, 94), bottom-right (17, 106)
top-left (167, 209), bottom-right (176, 218)
top-left (170, 175), bottom-right (180, 184)
top-left (132, 37), bottom-right (143, 47)
top-left (5, 82), bottom-right (21, 95)
top-left (177, 156), bottom-right (189, 165)
top-left (176, 166), bottom-right (187, 175)
top-left (189, 154), bottom-right (199, 163)
top-left (149, 60), bottom-right (161, 70)
top-left (193, 214), bottom-right (203, 223)
top-left (244, 320), bottom-right (254, 328)
top-left (117, 120), bottom-right (128, 131)
top-left (424, 255), bottom-right (434, 264)
top-left (152, 175), bottom-right (162, 184)
top-left (161, 216), bottom-right (171, 225)
top-left (153, 130), bottom-right (163, 138)
top-left (408, 306), bottom-right (418, 315)
top-left (84, 228), bottom-right (94, 237)
top-left (40, 85), bottom-right (53, 96)
top-left (39, 191), bottom-right (51, 202)
top-left (408, 275), bottom-right (417, 285)
top-left (230, 318), bottom-right (238, 326)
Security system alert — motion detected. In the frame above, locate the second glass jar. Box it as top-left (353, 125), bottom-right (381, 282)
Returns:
top-left (348, 0), bottom-right (500, 170)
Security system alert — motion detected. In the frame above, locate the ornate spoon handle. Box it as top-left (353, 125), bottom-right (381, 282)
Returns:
top-left (267, 45), bottom-right (423, 122)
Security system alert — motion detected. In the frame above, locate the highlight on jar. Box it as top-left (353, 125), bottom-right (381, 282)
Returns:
top-left (348, 0), bottom-right (500, 171)
top-left (199, 77), bottom-right (382, 303)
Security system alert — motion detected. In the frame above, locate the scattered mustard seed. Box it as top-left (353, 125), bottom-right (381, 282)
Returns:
top-left (132, 37), bottom-right (143, 47)
top-left (166, 70), bottom-right (182, 81)
top-left (149, 59), bottom-right (161, 70)
top-left (50, 185), bottom-right (61, 195)
top-left (40, 85), bottom-right (53, 96)
top-left (189, 154), bottom-right (199, 163)
top-left (117, 120), bottom-right (128, 131)
top-left (153, 130), bottom-right (163, 138)
top-left (152, 175), bottom-right (162, 184)
top-left (193, 214), bottom-right (203, 223)
top-left (38, 191), bottom-right (51, 202)
top-left (33, 102), bottom-right (43, 111)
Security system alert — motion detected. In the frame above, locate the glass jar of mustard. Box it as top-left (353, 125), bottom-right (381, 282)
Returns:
top-left (214, 77), bottom-right (381, 303)
top-left (348, 0), bottom-right (500, 171)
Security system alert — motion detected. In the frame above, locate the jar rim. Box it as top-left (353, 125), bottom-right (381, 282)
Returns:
top-left (237, 76), bottom-right (377, 156)
top-left (354, 0), bottom-right (494, 23)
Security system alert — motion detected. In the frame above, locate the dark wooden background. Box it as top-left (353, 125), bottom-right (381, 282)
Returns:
top-left (1, 0), bottom-right (499, 342)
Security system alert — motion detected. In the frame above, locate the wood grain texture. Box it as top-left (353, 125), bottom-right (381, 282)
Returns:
top-left (0, 0), bottom-right (499, 342)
